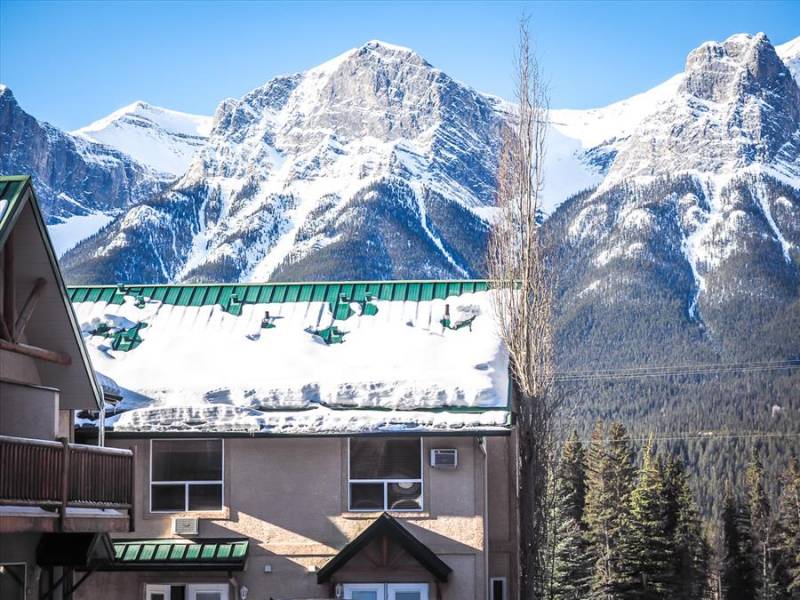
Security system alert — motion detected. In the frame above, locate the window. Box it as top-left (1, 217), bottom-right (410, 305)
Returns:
top-left (146, 584), bottom-right (226, 600)
top-left (0, 564), bottom-right (26, 600)
top-left (348, 437), bottom-right (422, 511)
top-left (151, 440), bottom-right (223, 512)
top-left (342, 584), bottom-right (429, 600)
top-left (490, 577), bottom-right (507, 600)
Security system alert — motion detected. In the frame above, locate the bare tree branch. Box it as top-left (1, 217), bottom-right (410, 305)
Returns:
top-left (488, 16), bottom-right (556, 600)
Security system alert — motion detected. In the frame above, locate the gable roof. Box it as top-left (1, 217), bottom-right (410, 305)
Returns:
top-left (0, 176), bottom-right (103, 410)
top-left (69, 280), bottom-right (510, 436)
top-left (317, 513), bottom-right (452, 583)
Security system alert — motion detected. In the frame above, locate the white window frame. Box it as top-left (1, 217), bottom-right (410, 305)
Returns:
top-left (187, 583), bottom-right (229, 600)
top-left (388, 583), bottom-right (429, 599)
top-left (145, 584), bottom-right (171, 600)
top-left (342, 583), bottom-right (429, 600)
top-left (490, 577), bottom-right (507, 600)
top-left (149, 439), bottom-right (224, 513)
top-left (347, 437), bottom-right (424, 512)
top-left (0, 563), bottom-right (27, 600)
top-left (145, 583), bottom-right (229, 600)
top-left (343, 583), bottom-right (385, 599)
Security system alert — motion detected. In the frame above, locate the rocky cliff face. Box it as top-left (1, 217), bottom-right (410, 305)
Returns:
top-left (0, 85), bottom-right (171, 253)
top-left (60, 41), bottom-right (507, 283)
top-left (605, 33), bottom-right (800, 186)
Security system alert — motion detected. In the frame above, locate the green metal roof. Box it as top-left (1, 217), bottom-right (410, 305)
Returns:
top-left (68, 280), bottom-right (491, 307)
top-left (109, 538), bottom-right (249, 571)
top-left (0, 176), bottom-right (31, 247)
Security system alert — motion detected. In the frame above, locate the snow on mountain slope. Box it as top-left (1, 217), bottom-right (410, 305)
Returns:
top-left (777, 35), bottom-right (800, 83)
top-left (550, 74), bottom-right (682, 149)
top-left (74, 101), bottom-right (213, 175)
top-left (540, 74), bottom-right (684, 214)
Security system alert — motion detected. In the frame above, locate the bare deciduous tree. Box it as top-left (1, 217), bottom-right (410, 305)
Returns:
top-left (488, 17), bottom-right (556, 600)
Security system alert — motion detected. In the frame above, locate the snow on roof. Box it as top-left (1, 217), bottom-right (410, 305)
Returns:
top-left (70, 281), bottom-right (510, 435)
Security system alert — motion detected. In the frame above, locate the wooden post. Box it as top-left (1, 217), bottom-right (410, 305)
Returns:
top-left (63, 568), bottom-right (74, 600)
top-left (59, 437), bottom-right (70, 532)
top-left (14, 277), bottom-right (46, 339)
top-left (0, 310), bottom-right (10, 341)
top-left (3, 231), bottom-right (15, 342)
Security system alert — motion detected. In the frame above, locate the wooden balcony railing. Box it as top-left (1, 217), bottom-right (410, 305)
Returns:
top-left (0, 434), bottom-right (135, 530)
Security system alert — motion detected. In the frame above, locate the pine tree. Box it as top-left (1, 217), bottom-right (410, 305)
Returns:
top-left (774, 457), bottom-right (800, 599)
top-left (663, 457), bottom-right (711, 600)
top-left (585, 421), bottom-right (635, 599)
top-left (551, 431), bottom-right (593, 599)
top-left (720, 482), bottom-right (757, 600)
top-left (625, 435), bottom-right (671, 598)
top-left (747, 446), bottom-right (778, 599)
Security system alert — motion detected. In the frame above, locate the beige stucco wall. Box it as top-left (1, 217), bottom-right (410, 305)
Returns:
top-left (75, 434), bottom-right (515, 600)
top-left (486, 433), bottom-right (517, 600)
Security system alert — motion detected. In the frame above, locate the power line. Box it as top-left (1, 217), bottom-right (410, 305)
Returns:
top-left (557, 431), bottom-right (800, 445)
top-left (554, 359), bottom-right (800, 382)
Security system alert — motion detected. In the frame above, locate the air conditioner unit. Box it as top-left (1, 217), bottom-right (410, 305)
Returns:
top-left (173, 517), bottom-right (198, 536)
top-left (431, 448), bottom-right (458, 469)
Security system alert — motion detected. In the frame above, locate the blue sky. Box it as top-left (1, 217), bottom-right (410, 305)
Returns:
top-left (1, 1), bottom-right (798, 131)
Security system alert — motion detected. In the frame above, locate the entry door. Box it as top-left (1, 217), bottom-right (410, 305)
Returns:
top-left (343, 584), bottom-right (386, 600)
top-left (388, 584), bottom-right (429, 600)
top-left (187, 583), bottom-right (229, 600)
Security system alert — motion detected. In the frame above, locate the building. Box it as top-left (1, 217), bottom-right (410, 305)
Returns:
top-left (67, 279), bottom-right (518, 600)
top-left (0, 176), bottom-right (136, 600)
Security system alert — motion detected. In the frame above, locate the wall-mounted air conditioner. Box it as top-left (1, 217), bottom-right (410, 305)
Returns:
top-left (431, 448), bottom-right (458, 469)
top-left (173, 517), bottom-right (198, 536)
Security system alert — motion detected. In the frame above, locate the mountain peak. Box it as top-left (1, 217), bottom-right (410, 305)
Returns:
top-left (361, 39), bottom-right (416, 54)
top-left (72, 101), bottom-right (213, 175)
top-left (682, 32), bottom-right (789, 103)
top-left (599, 31), bottom-right (800, 189)
top-left (0, 83), bottom-right (14, 101)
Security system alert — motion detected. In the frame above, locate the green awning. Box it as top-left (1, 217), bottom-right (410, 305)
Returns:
top-left (103, 538), bottom-right (249, 571)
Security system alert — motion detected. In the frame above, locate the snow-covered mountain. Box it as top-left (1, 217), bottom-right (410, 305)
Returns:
top-left (0, 85), bottom-right (173, 255)
top-left (547, 32), bottom-right (799, 370)
top-left (73, 101), bottom-right (212, 176)
top-left (62, 41), bottom-right (508, 283)
top-left (60, 34), bottom-right (799, 285)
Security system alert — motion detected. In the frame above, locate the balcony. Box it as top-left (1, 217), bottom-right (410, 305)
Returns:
top-left (0, 435), bottom-right (135, 533)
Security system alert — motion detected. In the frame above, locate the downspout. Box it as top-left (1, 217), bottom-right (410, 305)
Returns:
top-left (98, 392), bottom-right (106, 447)
top-left (479, 436), bottom-right (489, 600)
top-left (228, 573), bottom-right (240, 599)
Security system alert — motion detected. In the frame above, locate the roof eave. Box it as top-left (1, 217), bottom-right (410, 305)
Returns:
top-left (2, 177), bottom-right (104, 410)
top-left (97, 427), bottom-right (512, 440)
